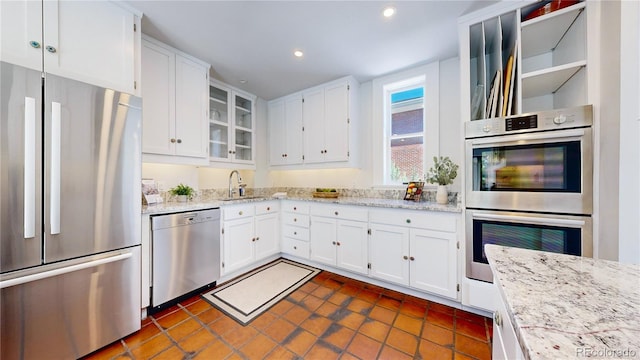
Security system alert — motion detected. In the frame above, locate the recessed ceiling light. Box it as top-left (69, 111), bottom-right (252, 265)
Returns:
top-left (239, 79), bottom-right (247, 84)
top-left (294, 50), bottom-right (304, 58)
top-left (383, 6), bottom-right (396, 18)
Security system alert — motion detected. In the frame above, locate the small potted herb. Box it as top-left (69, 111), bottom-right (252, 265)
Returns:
top-left (169, 183), bottom-right (195, 202)
top-left (425, 156), bottom-right (459, 204)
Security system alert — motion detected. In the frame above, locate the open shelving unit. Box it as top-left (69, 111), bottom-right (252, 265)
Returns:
top-left (466, 0), bottom-right (588, 120)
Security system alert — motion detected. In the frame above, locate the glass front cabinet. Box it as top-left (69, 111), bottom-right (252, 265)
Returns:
top-left (209, 80), bottom-right (256, 165)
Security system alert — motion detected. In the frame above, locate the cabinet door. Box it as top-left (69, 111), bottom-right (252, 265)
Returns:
top-left (409, 229), bottom-right (458, 299)
top-left (222, 217), bottom-right (254, 275)
top-left (268, 99), bottom-right (287, 165)
top-left (302, 88), bottom-right (325, 163)
top-left (44, 1), bottom-right (136, 94)
top-left (232, 91), bottom-right (254, 163)
top-left (323, 81), bottom-right (349, 162)
top-left (209, 83), bottom-right (231, 161)
top-left (285, 95), bottom-right (304, 164)
top-left (369, 224), bottom-right (410, 286)
top-left (336, 220), bottom-right (368, 275)
top-left (309, 216), bottom-right (336, 266)
top-left (0, 0), bottom-right (42, 71)
top-left (254, 213), bottom-right (279, 260)
top-left (141, 40), bottom-right (175, 155)
top-left (175, 54), bottom-right (208, 158)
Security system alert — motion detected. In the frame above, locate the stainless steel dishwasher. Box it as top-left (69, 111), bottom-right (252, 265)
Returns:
top-left (151, 208), bottom-right (221, 309)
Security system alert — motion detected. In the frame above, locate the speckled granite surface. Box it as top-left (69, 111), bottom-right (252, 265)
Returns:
top-left (142, 195), bottom-right (461, 215)
top-left (485, 245), bottom-right (640, 360)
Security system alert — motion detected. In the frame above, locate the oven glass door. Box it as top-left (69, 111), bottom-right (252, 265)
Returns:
top-left (465, 210), bottom-right (592, 282)
top-left (472, 218), bottom-right (582, 265)
top-left (471, 141), bottom-right (581, 193)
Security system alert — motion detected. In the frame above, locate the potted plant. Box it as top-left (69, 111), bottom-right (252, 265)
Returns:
top-left (425, 156), bottom-right (459, 204)
top-left (169, 183), bottom-right (195, 202)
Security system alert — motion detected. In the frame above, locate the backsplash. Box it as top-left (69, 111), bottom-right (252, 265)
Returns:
top-left (153, 187), bottom-right (458, 205)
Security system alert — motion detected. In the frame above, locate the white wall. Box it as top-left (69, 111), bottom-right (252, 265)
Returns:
top-left (597, 1), bottom-right (621, 261)
top-left (618, 0), bottom-right (640, 264)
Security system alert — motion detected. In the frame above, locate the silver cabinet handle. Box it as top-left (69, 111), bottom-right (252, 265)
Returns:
top-left (494, 311), bottom-right (503, 327)
top-left (50, 102), bottom-right (61, 235)
top-left (24, 97), bottom-right (36, 239)
top-left (45, 45), bottom-right (57, 53)
top-left (29, 41), bottom-right (41, 49)
top-left (177, 139), bottom-right (182, 144)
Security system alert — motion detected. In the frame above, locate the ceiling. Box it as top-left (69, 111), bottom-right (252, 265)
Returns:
top-left (127, 1), bottom-right (496, 100)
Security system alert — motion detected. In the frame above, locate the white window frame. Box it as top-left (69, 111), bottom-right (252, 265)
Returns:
top-left (372, 62), bottom-right (439, 187)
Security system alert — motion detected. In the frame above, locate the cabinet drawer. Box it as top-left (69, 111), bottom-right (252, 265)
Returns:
top-left (223, 205), bottom-right (255, 220)
top-left (310, 204), bottom-right (368, 222)
top-left (282, 225), bottom-right (309, 241)
top-left (282, 237), bottom-right (309, 259)
top-left (282, 212), bottom-right (310, 227)
top-left (369, 209), bottom-right (457, 233)
top-left (281, 201), bottom-right (310, 214)
top-left (255, 201), bottom-right (280, 215)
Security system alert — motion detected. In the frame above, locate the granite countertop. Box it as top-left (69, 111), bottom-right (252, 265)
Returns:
top-left (142, 195), bottom-right (461, 215)
top-left (485, 245), bottom-right (640, 360)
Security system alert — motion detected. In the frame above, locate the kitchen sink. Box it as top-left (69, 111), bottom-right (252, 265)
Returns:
top-left (220, 196), bottom-right (264, 201)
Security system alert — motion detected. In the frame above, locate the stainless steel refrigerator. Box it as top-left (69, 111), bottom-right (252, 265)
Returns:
top-left (0, 61), bottom-right (142, 359)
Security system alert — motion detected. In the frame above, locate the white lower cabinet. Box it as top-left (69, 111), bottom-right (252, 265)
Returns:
top-left (369, 209), bottom-right (459, 300)
top-left (309, 204), bottom-right (368, 275)
top-left (222, 202), bottom-right (279, 275)
top-left (280, 201), bottom-right (310, 259)
top-left (254, 202), bottom-right (280, 260)
top-left (493, 283), bottom-right (524, 359)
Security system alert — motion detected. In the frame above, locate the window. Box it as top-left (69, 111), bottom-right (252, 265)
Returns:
top-left (388, 84), bottom-right (425, 183)
top-left (373, 62), bottom-right (439, 186)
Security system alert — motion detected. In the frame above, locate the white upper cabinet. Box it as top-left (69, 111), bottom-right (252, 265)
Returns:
top-left (0, 0), bottom-right (141, 95)
top-left (268, 94), bottom-right (303, 165)
top-left (141, 36), bottom-right (209, 164)
top-left (303, 79), bottom-right (353, 164)
top-left (209, 80), bottom-right (256, 166)
top-left (268, 75), bottom-right (358, 168)
top-left (460, 0), bottom-right (595, 120)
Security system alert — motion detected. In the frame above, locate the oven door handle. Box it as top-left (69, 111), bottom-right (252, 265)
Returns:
top-left (469, 128), bottom-right (586, 146)
top-left (472, 213), bottom-right (586, 227)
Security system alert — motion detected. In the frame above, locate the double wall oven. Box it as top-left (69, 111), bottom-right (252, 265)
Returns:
top-left (465, 105), bottom-right (593, 282)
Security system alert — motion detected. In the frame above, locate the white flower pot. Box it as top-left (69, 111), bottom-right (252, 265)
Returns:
top-left (436, 185), bottom-right (448, 204)
top-left (177, 195), bottom-right (187, 202)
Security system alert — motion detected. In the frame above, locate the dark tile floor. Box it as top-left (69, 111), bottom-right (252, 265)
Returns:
top-left (84, 270), bottom-right (492, 359)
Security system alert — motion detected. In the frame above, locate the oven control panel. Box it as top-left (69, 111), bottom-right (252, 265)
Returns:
top-left (465, 105), bottom-right (593, 139)
top-left (506, 114), bottom-right (537, 131)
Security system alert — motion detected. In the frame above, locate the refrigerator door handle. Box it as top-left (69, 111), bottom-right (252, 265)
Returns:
top-left (0, 252), bottom-right (132, 289)
top-left (24, 97), bottom-right (36, 239)
top-left (50, 101), bottom-right (61, 235)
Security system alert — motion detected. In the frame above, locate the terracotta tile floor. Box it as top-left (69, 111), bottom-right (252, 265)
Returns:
top-left (84, 270), bottom-right (492, 359)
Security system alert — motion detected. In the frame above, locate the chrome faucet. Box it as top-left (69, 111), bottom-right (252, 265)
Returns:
top-left (228, 170), bottom-right (243, 197)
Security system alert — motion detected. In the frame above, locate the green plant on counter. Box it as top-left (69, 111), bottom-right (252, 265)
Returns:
top-left (425, 156), bottom-right (459, 185)
top-left (169, 183), bottom-right (195, 198)
top-left (316, 188), bottom-right (337, 192)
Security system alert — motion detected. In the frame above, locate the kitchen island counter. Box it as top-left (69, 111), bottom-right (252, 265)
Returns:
top-left (485, 244), bottom-right (640, 360)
